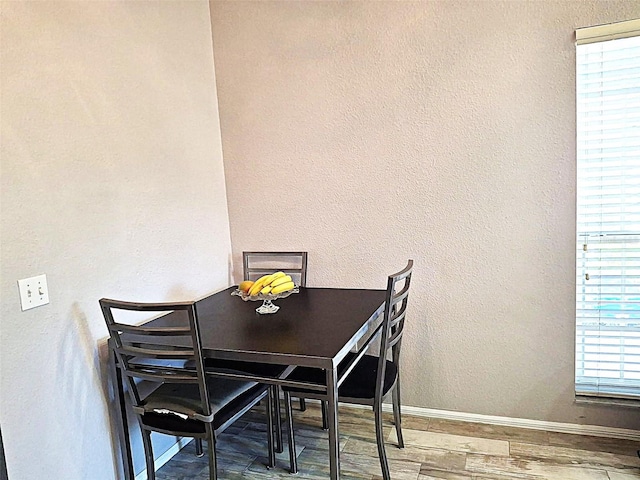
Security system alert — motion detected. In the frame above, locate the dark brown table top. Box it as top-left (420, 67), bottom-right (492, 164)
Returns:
top-left (186, 286), bottom-right (387, 369)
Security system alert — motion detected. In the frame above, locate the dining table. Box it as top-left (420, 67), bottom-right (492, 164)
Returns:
top-left (109, 285), bottom-right (387, 480)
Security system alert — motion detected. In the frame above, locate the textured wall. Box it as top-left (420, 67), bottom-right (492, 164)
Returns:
top-left (1, 2), bottom-right (231, 478)
top-left (211, 1), bottom-right (640, 429)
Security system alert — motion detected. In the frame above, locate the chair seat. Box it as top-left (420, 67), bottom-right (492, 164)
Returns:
top-left (283, 353), bottom-right (398, 399)
top-left (142, 376), bottom-right (258, 422)
top-left (141, 383), bottom-right (267, 433)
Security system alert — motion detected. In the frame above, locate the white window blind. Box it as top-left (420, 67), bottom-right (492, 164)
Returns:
top-left (575, 20), bottom-right (640, 400)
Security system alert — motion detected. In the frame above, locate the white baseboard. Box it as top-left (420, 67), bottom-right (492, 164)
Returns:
top-left (372, 402), bottom-right (640, 441)
top-left (134, 437), bottom-right (193, 480)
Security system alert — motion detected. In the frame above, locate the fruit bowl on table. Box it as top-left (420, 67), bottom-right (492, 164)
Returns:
top-left (231, 286), bottom-right (299, 314)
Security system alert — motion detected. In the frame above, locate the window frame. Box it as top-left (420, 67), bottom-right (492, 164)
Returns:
top-left (574, 18), bottom-right (640, 402)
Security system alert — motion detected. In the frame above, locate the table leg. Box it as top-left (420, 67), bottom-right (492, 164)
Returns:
top-left (109, 344), bottom-right (134, 480)
top-left (272, 386), bottom-right (283, 454)
top-left (326, 367), bottom-right (340, 480)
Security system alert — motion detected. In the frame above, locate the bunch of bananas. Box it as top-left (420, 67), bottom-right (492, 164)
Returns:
top-left (238, 271), bottom-right (296, 297)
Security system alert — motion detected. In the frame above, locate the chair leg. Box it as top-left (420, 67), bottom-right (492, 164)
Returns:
top-left (299, 397), bottom-right (306, 411)
top-left (205, 425), bottom-right (218, 480)
top-left (266, 387), bottom-right (276, 469)
top-left (284, 391), bottom-right (298, 474)
top-left (321, 400), bottom-right (328, 430)
top-left (374, 403), bottom-right (391, 480)
top-left (140, 428), bottom-right (155, 480)
top-left (195, 438), bottom-right (204, 457)
top-left (272, 386), bottom-right (283, 454)
top-left (392, 381), bottom-right (404, 448)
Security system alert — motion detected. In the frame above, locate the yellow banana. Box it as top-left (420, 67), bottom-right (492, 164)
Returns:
top-left (270, 271), bottom-right (286, 281)
top-left (261, 271), bottom-right (286, 287)
top-left (248, 274), bottom-right (271, 296)
top-left (271, 281), bottom-right (295, 295)
top-left (255, 274), bottom-right (273, 284)
top-left (260, 285), bottom-right (272, 295)
top-left (270, 275), bottom-right (292, 288)
top-left (260, 273), bottom-right (277, 286)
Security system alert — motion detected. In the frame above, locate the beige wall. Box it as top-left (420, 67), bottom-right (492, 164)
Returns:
top-left (211, 1), bottom-right (640, 430)
top-left (1, 2), bottom-right (231, 478)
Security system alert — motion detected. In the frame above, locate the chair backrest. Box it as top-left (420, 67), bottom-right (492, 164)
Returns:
top-left (99, 299), bottom-right (213, 422)
top-left (375, 260), bottom-right (413, 399)
top-left (243, 251), bottom-right (308, 287)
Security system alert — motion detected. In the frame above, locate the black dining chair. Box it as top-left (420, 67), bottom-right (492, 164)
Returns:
top-left (194, 251), bottom-right (309, 461)
top-left (243, 251), bottom-right (309, 416)
top-left (282, 260), bottom-right (413, 480)
top-left (100, 299), bottom-right (276, 480)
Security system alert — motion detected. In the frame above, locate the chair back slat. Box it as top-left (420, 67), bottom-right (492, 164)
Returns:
top-left (375, 260), bottom-right (413, 400)
top-left (111, 323), bottom-right (192, 336)
top-left (115, 344), bottom-right (195, 359)
top-left (243, 251), bottom-right (308, 287)
top-left (391, 282), bottom-right (410, 307)
top-left (388, 302), bottom-right (408, 344)
top-left (100, 298), bottom-right (211, 419)
top-left (125, 366), bottom-right (199, 384)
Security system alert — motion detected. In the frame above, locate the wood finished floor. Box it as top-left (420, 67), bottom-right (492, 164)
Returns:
top-left (155, 403), bottom-right (640, 480)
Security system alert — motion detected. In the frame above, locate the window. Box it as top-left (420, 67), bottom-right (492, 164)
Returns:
top-left (575, 19), bottom-right (640, 400)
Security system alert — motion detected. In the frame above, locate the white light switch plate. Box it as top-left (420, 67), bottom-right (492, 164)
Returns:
top-left (18, 274), bottom-right (49, 311)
